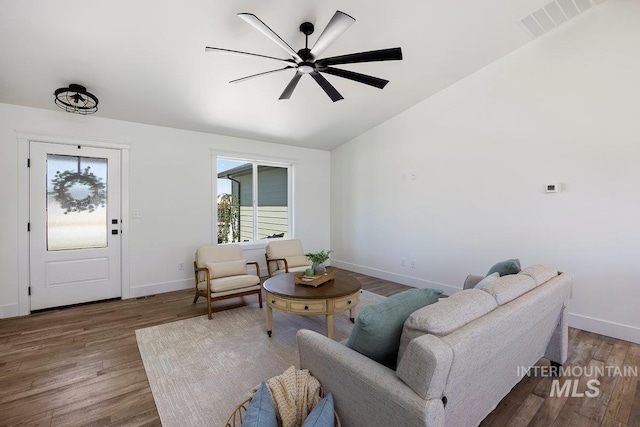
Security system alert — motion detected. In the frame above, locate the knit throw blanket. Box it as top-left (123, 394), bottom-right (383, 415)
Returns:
top-left (254, 366), bottom-right (322, 427)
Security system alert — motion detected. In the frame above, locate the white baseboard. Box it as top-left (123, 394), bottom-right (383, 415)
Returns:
top-left (331, 259), bottom-right (461, 296)
top-left (128, 279), bottom-right (193, 298)
top-left (569, 313), bottom-right (640, 344)
top-left (0, 303), bottom-right (20, 319)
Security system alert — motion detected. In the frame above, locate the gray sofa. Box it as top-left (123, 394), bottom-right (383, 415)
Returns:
top-left (297, 264), bottom-right (572, 427)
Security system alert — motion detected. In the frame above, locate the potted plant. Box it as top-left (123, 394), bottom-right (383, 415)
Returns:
top-left (305, 250), bottom-right (333, 275)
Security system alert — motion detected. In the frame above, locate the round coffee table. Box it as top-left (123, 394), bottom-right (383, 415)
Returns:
top-left (262, 269), bottom-right (361, 339)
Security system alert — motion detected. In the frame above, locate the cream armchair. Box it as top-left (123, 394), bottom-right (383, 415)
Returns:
top-left (264, 239), bottom-right (312, 277)
top-left (193, 245), bottom-right (262, 319)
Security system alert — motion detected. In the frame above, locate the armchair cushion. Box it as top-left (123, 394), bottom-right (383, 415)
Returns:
top-left (285, 255), bottom-right (312, 269)
top-left (266, 239), bottom-right (308, 271)
top-left (196, 245), bottom-right (243, 267)
top-left (345, 288), bottom-right (442, 369)
top-left (202, 275), bottom-right (260, 293)
top-left (206, 259), bottom-right (247, 279)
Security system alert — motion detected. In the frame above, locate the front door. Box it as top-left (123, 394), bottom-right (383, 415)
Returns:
top-left (29, 141), bottom-right (122, 310)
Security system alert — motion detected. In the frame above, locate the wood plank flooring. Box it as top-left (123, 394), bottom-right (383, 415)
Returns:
top-left (0, 270), bottom-right (638, 426)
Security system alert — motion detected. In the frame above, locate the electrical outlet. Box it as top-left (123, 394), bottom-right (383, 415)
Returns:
top-left (178, 262), bottom-right (185, 271)
top-left (401, 258), bottom-right (406, 267)
top-left (411, 260), bottom-right (416, 269)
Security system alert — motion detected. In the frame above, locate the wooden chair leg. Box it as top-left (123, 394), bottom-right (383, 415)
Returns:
top-left (193, 290), bottom-right (199, 304)
top-left (207, 292), bottom-right (212, 320)
top-left (258, 288), bottom-right (263, 308)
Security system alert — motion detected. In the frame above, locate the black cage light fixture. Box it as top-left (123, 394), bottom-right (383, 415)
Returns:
top-left (54, 84), bottom-right (99, 115)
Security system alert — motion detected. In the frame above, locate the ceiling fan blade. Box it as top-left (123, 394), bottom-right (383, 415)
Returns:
top-left (205, 47), bottom-right (295, 66)
top-left (310, 71), bottom-right (344, 102)
top-left (279, 72), bottom-right (303, 100)
top-left (318, 47), bottom-right (403, 66)
top-left (322, 67), bottom-right (389, 89)
top-left (238, 13), bottom-right (303, 63)
top-left (230, 67), bottom-right (295, 84)
top-left (309, 11), bottom-right (355, 60)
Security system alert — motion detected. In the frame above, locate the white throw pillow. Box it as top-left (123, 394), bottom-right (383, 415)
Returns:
top-left (206, 259), bottom-right (247, 279)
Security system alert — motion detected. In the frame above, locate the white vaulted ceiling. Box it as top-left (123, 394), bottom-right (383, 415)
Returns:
top-left (0, 0), bottom-right (603, 150)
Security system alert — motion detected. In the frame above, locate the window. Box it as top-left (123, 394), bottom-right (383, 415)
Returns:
top-left (217, 157), bottom-right (291, 243)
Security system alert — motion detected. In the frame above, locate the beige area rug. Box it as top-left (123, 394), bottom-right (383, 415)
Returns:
top-left (136, 290), bottom-right (384, 426)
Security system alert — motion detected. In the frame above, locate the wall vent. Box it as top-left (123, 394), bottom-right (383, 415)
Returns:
top-left (518, 0), bottom-right (606, 38)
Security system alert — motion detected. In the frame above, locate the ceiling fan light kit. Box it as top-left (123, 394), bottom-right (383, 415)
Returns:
top-left (205, 10), bottom-right (403, 102)
top-left (54, 84), bottom-right (99, 115)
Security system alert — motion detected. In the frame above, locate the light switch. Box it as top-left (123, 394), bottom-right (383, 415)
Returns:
top-left (132, 211), bottom-right (143, 219)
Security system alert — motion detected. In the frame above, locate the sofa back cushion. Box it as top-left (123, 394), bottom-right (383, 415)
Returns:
top-left (345, 288), bottom-right (442, 369)
top-left (398, 289), bottom-right (497, 361)
top-left (480, 274), bottom-right (536, 305)
top-left (520, 264), bottom-right (558, 286)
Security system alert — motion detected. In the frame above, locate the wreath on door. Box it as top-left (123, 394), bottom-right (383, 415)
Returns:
top-left (51, 166), bottom-right (106, 214)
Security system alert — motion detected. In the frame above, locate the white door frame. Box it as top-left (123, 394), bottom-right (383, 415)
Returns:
top-left (17, 131), bottom-right (130, 316)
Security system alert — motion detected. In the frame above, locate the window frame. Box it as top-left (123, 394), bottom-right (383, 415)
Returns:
top-left (213, 154), bottom-right (294, 246)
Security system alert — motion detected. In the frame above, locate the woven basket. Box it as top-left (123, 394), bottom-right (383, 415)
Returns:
top-left (224, 390), bottom-right (342, 427)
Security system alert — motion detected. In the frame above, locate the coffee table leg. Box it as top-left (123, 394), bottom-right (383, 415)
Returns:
top-left (350, 306), bottom-right (356, 323)
top-left (267, 305), bottom-right (273, 337)
top-left (326, 314), bottom-right (334, 340)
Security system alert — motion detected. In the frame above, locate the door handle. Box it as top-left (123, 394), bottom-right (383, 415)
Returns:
top-left (111, 230), bottom-right (119, 235)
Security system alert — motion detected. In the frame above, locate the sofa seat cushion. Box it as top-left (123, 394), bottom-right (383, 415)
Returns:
top-left (198, 274), bottom-right (260, 293)
top-left (398, 289), bottom-right (497, 360)
top-left (487, 258), bottom-right (521, 276)
top-left (206, 259), bottom-right (247, 279)
top-left (520, 264), bottom-right (558, 286)
top-left (481, 274), bottom-right (536, 305)
top-left (345, 288), bottom-right (442, 369)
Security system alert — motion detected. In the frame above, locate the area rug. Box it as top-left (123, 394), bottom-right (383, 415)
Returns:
top-left (135, 290), bottom-right (384, 426)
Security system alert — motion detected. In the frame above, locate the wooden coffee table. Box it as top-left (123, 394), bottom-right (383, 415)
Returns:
top-left (262, 269), bottom-right (361, 339)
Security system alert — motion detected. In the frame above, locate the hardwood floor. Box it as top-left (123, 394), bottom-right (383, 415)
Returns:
top-left (0, 270), bottom-right (638, 426)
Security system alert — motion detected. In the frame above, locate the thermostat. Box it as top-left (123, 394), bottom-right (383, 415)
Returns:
top-left (545, 183), bottom-right (561, 193)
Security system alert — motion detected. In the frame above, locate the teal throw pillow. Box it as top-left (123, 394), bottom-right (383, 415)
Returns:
top-left (241, 382), bottom-right (277, 427)
top-left (345, 288), bottom-right (442, 369)
top-left (487, 258), bottom-right (521, 276)
top-left (302, 393), bottom-right (335, 427)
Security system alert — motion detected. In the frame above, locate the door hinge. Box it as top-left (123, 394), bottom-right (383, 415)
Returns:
top-left (28, 286), bottom-right (31, 296)
top-left (27, 222), bottom-right (30, 232)
top-left (27, 158), bottom-right (30, 167)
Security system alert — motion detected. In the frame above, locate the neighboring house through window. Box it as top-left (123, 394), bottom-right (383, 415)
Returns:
top-left (216, 157), bottom-right (291, 243)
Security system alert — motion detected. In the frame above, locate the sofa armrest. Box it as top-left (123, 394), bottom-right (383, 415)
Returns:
top-left (297, 329), bottom-right (444, 427)
top-left (396, 334), bottom-right (453, 400)
top-left (463, 274), bottom-right (484, 290)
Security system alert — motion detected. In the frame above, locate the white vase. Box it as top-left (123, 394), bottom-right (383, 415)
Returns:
top-left (313, 264), bottom-right (326, 274)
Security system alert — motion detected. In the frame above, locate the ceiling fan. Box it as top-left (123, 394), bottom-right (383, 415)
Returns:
top-left (205, 11), bottom-right (403, 102)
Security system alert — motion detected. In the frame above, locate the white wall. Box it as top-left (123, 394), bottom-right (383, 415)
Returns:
top-left (330, 0), bottom-right (640, 343)
top-left (0, 103), bottom-right (330, 317)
